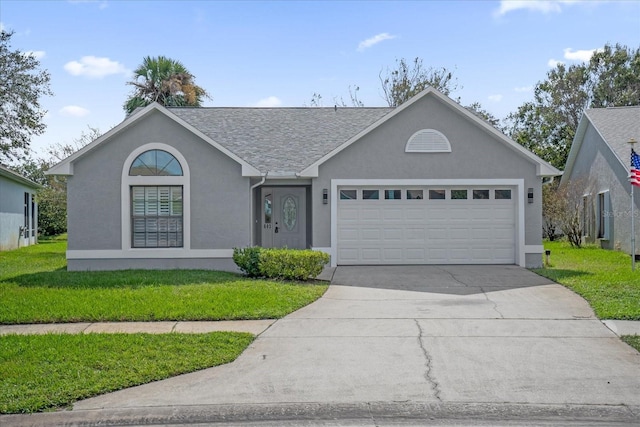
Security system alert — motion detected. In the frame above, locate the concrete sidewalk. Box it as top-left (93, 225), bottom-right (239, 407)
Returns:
top-left (0, 320), bottom-right (275, 336)
top-left (1, 318), bottom-right (638, 336)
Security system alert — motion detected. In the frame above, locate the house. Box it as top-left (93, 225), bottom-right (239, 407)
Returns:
top-left (46, 87), bottom-right (559, 271)
top-left (0, 164), bottom-right (39, 251)
top-left (562, 106), bottom-right (640, 253)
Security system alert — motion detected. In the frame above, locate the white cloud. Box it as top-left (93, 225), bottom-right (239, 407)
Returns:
top-left (488, 94), bottom-right (503, 102)
top-left (60, 105), bottom-right (90, 117)
top-left (548, 58), bottom-right (564, 68)
top-left (253, 96), bottom-right (282, 108)
top-left (25, 50), bottom-right (46, 59)
top-left (68, 0), bottom-right (109, 9)
top-left (0, 22), bottom-right (4, 32)
top-left (563, 47), bottom-right (601, 62)
top-left (495, 1), bottom-right (586, 16)
top-left (357, 32), bottom-right (396, 52)
top-left (64, 56), bottom-right (128, 78)
top-left (514, 86), bottom-right (533, 92)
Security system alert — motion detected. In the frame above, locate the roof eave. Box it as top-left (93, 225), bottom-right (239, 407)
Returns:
top-left (0, 166), bottom-right (42, 188)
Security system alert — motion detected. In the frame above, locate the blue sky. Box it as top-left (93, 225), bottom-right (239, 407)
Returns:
top-left (1, 0), bottom-right (639, 158)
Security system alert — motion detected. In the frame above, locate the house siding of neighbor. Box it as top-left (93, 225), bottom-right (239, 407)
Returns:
top-left (562, 106), bottom-right (640, 254)
top-left (47, 88), bottom-right (560, 271)
top-left (0, 164), bottom-right (39, 251)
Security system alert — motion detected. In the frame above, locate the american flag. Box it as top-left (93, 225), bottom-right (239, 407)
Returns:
top-left (631, 149), bottom-right (640, 187)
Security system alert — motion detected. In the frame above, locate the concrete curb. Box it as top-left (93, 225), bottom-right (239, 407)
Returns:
top-left (602, 320), bottom-right (640, 337)
top-left (2, 402), bottom-right (639, 426)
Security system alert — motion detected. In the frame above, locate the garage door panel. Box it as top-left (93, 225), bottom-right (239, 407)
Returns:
top-left (360, 209), bottom-right (381, 221)
top-left (383, 248), bottom-right (403, 262)
top-left (361, 228), bottom-right (381, 241)
top-left (361, 248), bottom-right (382, 261)
top-left (383, 228), bottom-right (403, 241)
top-left (337, 186), bottom-right (516, 265)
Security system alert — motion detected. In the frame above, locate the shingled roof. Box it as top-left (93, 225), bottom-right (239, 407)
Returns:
top-left (168, 107), bottom-right (393, 174)
top-left (583, 106), bottom-right (640, 165)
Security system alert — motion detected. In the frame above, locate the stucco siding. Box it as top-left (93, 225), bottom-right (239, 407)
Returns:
top-left (566, 123), bottom-right (638, 253)
top-left (67, 110), bottom-right (250, 255)
top-left (312, 95), bottom-right (543, 265)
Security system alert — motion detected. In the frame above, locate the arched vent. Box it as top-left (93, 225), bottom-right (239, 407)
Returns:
top-left (405, 129), bottom-right (451, 153)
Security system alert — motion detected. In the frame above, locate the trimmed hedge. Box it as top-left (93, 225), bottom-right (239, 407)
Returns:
top-left (232, 247), bottom-right (262, 277)
top-left (232, 247), bottom-right (330, 281)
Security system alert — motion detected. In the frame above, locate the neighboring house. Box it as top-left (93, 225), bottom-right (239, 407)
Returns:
top-left (47, 87), bottom-right (559, 271)
top-left (0, 164), bottom-right (39, 251)
top-left (562, 106), bottom-right (640, 254)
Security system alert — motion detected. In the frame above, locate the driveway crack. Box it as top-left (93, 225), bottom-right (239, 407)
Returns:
top-left (436, 266), bottom-right (470, 286)
top-left (414, 319), bottom-right (442, 401)
top-left (480, 286), bottom-right (505, 319)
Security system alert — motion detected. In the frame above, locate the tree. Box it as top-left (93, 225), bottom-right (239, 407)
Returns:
top-left (465, 102), bottom-right (502, 129)
top-left (507, 43), bottom-right (639, 170)
top-left (0, 30), bottom-right (53, 163)
top-left (124, 56), bottom-right (210, 114)
top-left (15, 127), bottom-right (99, 236)
top-left (380, 57), bottom-right (460, 107)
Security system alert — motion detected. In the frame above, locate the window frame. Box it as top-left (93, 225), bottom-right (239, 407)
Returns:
top-left (131, 185), bottom-right (184, 248)
top-left (121, 143), bottom-right (190, 251)
top-left (597, 191), bottom-right (611, 240)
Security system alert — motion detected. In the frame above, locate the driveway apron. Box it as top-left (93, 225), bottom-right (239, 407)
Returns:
top-left (72, 265), bottom-right (640, 410)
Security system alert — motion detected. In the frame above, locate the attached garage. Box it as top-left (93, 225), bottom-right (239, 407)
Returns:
top-left (334, 182), bottom-right (521, 265)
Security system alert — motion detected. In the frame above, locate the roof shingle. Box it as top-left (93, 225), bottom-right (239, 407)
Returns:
top-left (168, 107), bottom-right (393, 174)
top-left (585, 106), bottom-right (640, 165)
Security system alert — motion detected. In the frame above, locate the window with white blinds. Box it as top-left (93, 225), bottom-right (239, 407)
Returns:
top-left (131, 186), bottom-right (183, 248)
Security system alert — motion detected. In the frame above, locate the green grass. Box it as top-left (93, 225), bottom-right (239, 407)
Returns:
top-left (533, 241), bottom-right (640, 320)
top-left (622, 335), bottom-right (640, 352)
top-left (0, 332), bottom-right (253, 414)
top-left (0, 237), bottom-right (328, 324)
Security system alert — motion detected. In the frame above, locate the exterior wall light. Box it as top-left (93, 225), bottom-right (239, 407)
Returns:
top-left (528, 188), bottom-right (534, 204)
top-left (323, 189), bottom-right (328, 204)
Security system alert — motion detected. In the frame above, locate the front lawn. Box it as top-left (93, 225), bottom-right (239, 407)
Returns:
top-left (0, 332), bottom-right (253, 414)
top-left (0, 236), bottom-right (328, 324)
top-left (533, 241), bottom-right (640, 320)
top-left (0, 236), bottom-right (328, 414)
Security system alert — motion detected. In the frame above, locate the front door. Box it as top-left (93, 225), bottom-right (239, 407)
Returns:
top-left (261, 187), bottom-right (306, 249)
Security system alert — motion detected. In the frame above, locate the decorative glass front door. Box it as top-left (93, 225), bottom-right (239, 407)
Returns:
top-left (260, 187), bottom-right (306, 249)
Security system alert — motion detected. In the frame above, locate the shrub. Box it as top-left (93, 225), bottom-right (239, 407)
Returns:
top-left (232, 247), bottom-right (263, 277)
top-left (259, 248), bottom-right (330, 281)
top-left (232, 247), bottom-right (330, 281)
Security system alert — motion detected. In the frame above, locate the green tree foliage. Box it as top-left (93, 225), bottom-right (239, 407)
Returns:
top-left (124, 56), bottom-right (210, 114)
top-left (380, 57), bottom-right (460, 107)
top-left (0, 30), bottom-right (53, 163)
top-left (16, 127), bottom-right (100, 236)
top-left (507, 43), bottom-right (639, 170)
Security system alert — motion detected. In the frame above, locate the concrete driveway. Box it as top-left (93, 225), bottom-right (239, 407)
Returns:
top-left (13, 265), bottom-right (640, 425)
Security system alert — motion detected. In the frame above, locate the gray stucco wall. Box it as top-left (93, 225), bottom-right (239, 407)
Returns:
top-left (67, 110), bottom-right (250, 262)
top-left (565, 122), bottom-right (638, 253)
top-left (311, 95), bottom-right (543, 266)
top-left (0, 176), bottom-right (37, 251)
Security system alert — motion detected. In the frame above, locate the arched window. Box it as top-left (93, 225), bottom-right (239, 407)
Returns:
top-left (129, 149), bottom-right (183, 176)
top-left (122, 145), bottom-right (189, 249)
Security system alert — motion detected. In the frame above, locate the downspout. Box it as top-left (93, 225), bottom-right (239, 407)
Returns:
top-left (249, 172), bottom-right (267, 246)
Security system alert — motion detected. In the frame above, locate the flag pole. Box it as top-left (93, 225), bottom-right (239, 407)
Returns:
top-left (630, 139), bottom-right (638, 271)
top-left (632, 179), bottom-right (635, 271)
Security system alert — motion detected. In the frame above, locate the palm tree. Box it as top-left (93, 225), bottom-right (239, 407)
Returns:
top-left (124, 56), bottom-right (210, 114)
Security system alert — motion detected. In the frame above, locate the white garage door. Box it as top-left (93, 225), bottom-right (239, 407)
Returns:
top-left (337, 186), bottom-right (516, 265)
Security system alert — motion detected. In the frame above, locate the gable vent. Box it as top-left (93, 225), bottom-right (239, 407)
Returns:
top-left (405, 129), bottom-right (451, 153)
